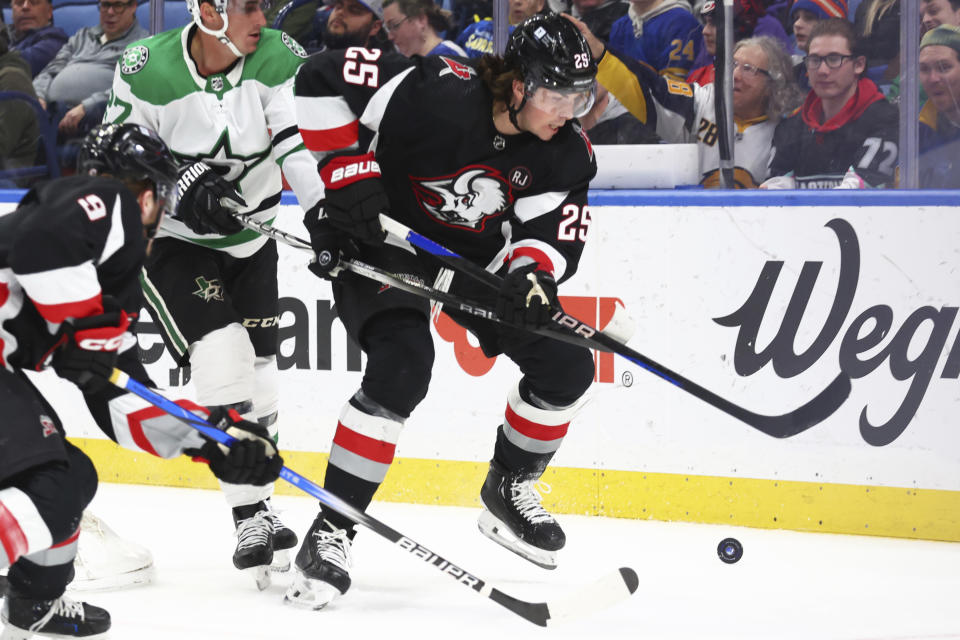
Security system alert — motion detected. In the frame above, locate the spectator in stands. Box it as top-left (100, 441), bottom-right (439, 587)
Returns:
top-left (921, 0), bottom-right (960, 33)
top-left (790, 0), bottom-right (847, 57)
top-left (571, 14), bottom-right (801, 186)
top-left (918, 24), bottom-right (960, 188)
top-left (853, 0), bottom-right (898, 95)
top-left (456, 0), bottom-right (544, 57)
top-left (608, 0), bottom-right (702, 81)
top-left (789, 0), bottom-right (848, 90)
top-left (570, 0), bottom-right (628, 41)
top-left (266, 0), bottom-right (320, 46)
top-left (0, 21), bottom-right (40, 184)
top-left (5, 0), bottom-right (67, 77)
top-left (323, 0), bottom-right (389, 49)
top-left (33, 0), bottom-right (147, 141)
top-left (762, 18), bottom-right (898, 189)
top-left (688, 0), bottom-right (792, 85)
top-left (449, 0), bottom-right (491, 42)
top-left (382, 0), bottom-right (466, 56)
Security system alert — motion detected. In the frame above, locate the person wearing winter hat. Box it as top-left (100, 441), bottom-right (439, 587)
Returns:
top-left (918, 24), bottom-right (960, 187)
top-left (790, 0), bottom-right (848, 53)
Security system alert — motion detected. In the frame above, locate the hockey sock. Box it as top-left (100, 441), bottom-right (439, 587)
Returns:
top-left (320, 464), bottom-right (379, 537)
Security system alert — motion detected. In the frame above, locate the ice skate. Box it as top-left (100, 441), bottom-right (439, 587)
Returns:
top-left (232, 500), bottom-right (296, 590)
top-left (0, 593), bottom-right (109, 639)
top-left (478, 460), bottom-right (565, 570)
top-left (70, 512), bottom-right (154, 592)
top-left (283, 517), bottom-right (352, 610)
top-left (263, 499), bottom-right (298, 573)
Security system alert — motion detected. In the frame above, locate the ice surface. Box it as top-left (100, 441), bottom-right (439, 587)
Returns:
top-left (22, 483), bottom-right (960, 640)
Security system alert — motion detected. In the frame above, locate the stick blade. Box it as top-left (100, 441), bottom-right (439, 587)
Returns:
top-left (734, 372), bottom-right (852, 438)
top-left (544, 567), bottom-right (639, 626)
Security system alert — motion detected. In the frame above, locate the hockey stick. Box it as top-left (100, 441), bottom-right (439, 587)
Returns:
top-left (108, 369), bottom-right (639, 626)
top-left (232, 215), bottom-right (607, 352)
top-left (714, 0), bottom-right (735, 188)
top-left (377, 215), bottom-right (852, 438)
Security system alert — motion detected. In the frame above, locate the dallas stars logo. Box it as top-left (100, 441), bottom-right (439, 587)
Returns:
top-left (193, 276), bottom-right (224, 302)
top-left (173, 130), bottom-right (271, 185)
top-left (121, 45), bottom-right (149, 75)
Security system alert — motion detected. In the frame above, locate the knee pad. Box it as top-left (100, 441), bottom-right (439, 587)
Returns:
top-left (361, 311), bottom-right (434, 417)
top-left (523, 345), bottom-right (595, 408)
top-left (188, 323), bottom-right (256, 406)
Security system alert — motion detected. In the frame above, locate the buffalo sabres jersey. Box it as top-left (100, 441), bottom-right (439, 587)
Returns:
top-left (105, 26), bottom-right (323, 258)
top-left (598, 47), bottom-right (775, 188)
top-left (0, 176), bottom-right (146, 373)
top-left (295, 51), bottom-right (597, 282)
top-left (0, 175), bottom-right (212, 459)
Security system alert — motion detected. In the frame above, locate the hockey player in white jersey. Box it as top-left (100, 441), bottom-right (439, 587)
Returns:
top-left (0, 122), bottom-right (283, 639)
top-left (104, 0), bottom-right (324, 586)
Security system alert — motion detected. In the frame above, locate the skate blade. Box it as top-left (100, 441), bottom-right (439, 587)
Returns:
top-left (477, 510), bottom-right (558, 570)
top-left (270, 550), bottom-right (291, 573)
top-left (68, 565), bottom-right (155, 592)
top-left (249, 566), bottom-right (271, 591)
top-left (283, 573), bottom-right (340, 610)
top-left (0, 623), bottom-right (31, 640)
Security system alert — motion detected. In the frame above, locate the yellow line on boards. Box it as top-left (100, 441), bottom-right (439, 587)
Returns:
top-left (71, 438), bottom-right (960, 543)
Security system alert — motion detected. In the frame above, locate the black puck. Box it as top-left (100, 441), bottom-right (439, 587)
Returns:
top-left (717, 537), bottom-right (743, 564)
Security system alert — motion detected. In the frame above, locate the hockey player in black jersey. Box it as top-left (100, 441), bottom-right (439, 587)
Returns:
top-left (288, 13), bottom-right (599, 609)
top-left (0, 123), bottom-right (283, 638)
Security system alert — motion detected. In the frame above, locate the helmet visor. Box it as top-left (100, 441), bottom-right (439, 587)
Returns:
top-left (526, 84), bottom-right (597, 119)
top-left (146, 177), bottom-right (177, 240)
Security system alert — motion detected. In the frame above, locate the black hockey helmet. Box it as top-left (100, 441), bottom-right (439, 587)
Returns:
top-left (78, 123), bottom-right (178, 240)
top-left (504, 13), bottom-right (597, 100)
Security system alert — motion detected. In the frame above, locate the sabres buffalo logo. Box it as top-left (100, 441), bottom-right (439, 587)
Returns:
top-left (411, 166), bottom-right (511, 231)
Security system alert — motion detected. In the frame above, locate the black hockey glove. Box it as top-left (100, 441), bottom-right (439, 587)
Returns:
top-left (303, 216), bottom-right (357, 281)
top-left (51, 298), bottom-right (131, 395)
top-left (316, 151), bottom-right (387, 245)
top-left (496, 264), bottom-right (560, 329)
top-left (189, 407), bottom-right (283, 486)
top-left (174, 162), bottom-right (246, 236)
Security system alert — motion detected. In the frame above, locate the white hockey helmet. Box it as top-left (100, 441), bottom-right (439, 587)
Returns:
top-left (187, 0), bottom-right (263, 57)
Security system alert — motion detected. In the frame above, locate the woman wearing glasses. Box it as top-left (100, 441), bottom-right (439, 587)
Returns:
top-left (762, 18), bottom-right (899, 189)
top-left (569, 13), bottom-right (800, 188)
top-left (381, 0), bottom-right (465, 57)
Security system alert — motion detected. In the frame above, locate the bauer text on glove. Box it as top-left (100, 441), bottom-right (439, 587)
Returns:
top-left (316, 151), bottom-right (388, 245)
